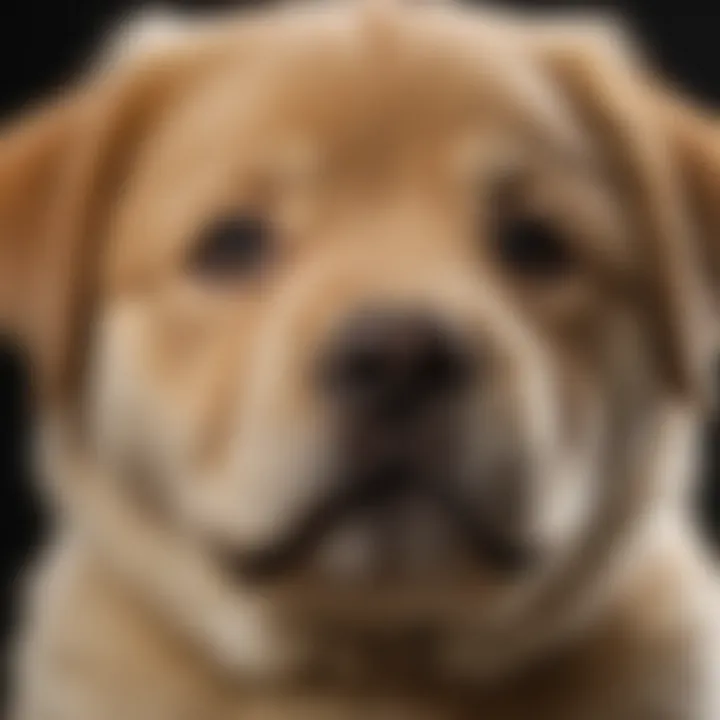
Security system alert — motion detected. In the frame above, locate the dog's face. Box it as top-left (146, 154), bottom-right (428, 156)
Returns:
top-left (2, 0), bottom-right (719, 676)
top-left (93, 5), bottom-right (623, 605)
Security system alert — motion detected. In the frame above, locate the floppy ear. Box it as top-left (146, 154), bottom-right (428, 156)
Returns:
top-left (0, 82), bottom-right (142, 415)
top-left (654, 90), bottom-right (720, 322)
top-left (0, 88), bottom-right (112, 410)
top-left (534, 22), bottom-right (718, 403)
top-left (0, 39), bottom-right (215, 415)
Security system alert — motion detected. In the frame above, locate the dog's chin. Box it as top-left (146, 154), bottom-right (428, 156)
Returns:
top-left (219, 466), bottom-right (542, 620)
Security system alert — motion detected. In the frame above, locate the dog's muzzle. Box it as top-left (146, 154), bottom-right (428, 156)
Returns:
top-left (233, 307), bottom-right (539, 583)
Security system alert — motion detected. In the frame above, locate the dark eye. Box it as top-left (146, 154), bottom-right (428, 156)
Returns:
top-left (496, 215), bottom-right (576, 278)
top-left (189, 215), bottom-right (271, 279)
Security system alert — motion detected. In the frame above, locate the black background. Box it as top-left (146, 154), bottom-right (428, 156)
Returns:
top-left (0, 0), bottom-right (719, 695)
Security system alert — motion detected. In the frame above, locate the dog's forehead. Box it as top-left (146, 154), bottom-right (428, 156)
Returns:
top-left (270, 4), bottom-right (585, 159)
top-left (119, 1), bottom-right (590, 167)
top-left (105, 2), bottom-right (609, 286)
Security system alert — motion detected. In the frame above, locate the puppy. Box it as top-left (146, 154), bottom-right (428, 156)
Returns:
top-left (3, 1), bottom-right (720, 718)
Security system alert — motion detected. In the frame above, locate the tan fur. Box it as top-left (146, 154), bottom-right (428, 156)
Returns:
top-left (3, 2), bottom-right (720, 718)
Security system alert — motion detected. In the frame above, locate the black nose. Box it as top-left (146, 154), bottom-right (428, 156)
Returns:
top-left (322, 308), bottom-right (472, 421)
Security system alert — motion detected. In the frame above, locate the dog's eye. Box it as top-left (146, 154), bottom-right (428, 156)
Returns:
top-left (189, 216), bottom-right (271, 279)
top-left (495, 215), bottom-right (576, 278)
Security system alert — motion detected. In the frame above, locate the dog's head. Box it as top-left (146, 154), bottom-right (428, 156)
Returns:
top-left (3, 0), bottom-right (719, 681)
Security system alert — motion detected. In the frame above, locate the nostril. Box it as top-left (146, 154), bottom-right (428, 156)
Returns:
top-left (417, 333), bottom-right (468, 392)
top-left (340, 345), bottom-right (388, 393)
top-left (325, 344), bottom-right (394, 408)
top-left (322, 308), bottom-right (473, 418)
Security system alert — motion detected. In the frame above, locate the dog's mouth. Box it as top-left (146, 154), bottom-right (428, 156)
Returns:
top-left (225, 457), bottom-right (538, 585)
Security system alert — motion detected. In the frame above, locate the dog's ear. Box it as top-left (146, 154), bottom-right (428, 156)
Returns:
top-left (534, 20), bottom-right (720, 403)
top-left (0, 76), bottom-right (150, 412)
top-left (654, 90), bottom-right (720, 327)
top-left (0, 36), bottom-right (218, 414)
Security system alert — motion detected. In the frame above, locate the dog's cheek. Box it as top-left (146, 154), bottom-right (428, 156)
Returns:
top-left (86, 302), bottom-right (235, 502)
top-left (509, 338), bottom-right (602, 558)
top-left (87, 306), bottom-right (173, 494)
top-left (534, 302), bottom-right (670, 556)
top-left (538, 388), bottom-right (604, 557)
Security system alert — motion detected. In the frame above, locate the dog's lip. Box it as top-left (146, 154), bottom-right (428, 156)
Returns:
top-left (221, 463), bottom-right (538, 584)
top-left (226, 461), bottom-right (412, 582)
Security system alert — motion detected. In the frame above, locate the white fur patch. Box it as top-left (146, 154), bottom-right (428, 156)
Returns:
top-left (98, 6), bottom-right (209, 69)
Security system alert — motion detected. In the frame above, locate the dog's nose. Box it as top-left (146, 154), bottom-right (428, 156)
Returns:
top-left (322, 308), bottom-right (472, 421)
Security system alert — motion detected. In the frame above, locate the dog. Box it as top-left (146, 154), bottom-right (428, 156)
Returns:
top-left (3, 0), bottom-right (720, 717)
